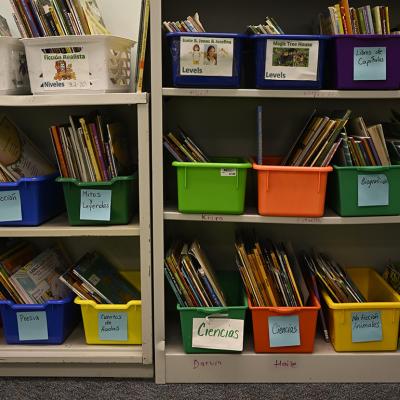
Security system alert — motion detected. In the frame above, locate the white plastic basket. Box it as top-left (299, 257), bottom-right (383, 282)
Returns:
top-left (21, 35), bottom-right (135, 94)
top-left (0, 37), bottom-right (30, 95)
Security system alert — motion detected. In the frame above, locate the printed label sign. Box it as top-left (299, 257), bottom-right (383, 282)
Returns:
top-left (17, 311), bottom-right (48, 341)
top-left (80, 189), bottom-right (112, 221)
top-left (358, 174), bottom-right (389, 207)
top-left (0, 190), bottom-right (22, 222)
top-left (220, 168), bottom-right (237, 177)
top-left (354, 47), bottom-right (386, 81)
top-left (265, 40), bottom-right (319, 81)
top-left (352, 311), bottom-right (382, 343)
top-left (192, 317), bottom-right (244, 351)
top-left (268, 315), bottom-right (301, 348)
top-left (41, 51), bottom-right (90, 90)
top-left (180, 36), bottom-right (234, 77)
top-left (98, 312), bottom-right (128, 341)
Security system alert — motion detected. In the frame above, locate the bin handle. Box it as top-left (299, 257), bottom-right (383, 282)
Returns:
top-left (271, 308), bottom-right (299, 315)
top-left (197, 308), bottom-right (227, 316)
top-left (356, 167), bottom-right (389, 172)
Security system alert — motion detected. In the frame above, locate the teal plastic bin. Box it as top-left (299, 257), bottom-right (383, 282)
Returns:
top-left (172, 158), bottom-right (252, 214)
top-left (177, 272), bottom-right (248, 354)
top-left (328, 165), bottom-right (400, 217)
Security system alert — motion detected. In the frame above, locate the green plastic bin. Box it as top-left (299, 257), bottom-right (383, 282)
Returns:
top-left (172, 158), bottom-right (252, 214)
top-left (328, 165), bottom-right (400, 217)
top-left (177, 272), bottom-right (248, 354)
top-left (57, 174), bottom-right (138, 225)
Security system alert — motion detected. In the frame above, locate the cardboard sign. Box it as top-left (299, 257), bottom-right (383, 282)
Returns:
top-left (17, 311), bottom-right (48, 341)
top-left (180, 36), bottom-right (234, 77)
top-left (352, 311), bottom-right (382, 343)
top-left (268, 315), bottom-right (301, 348)
top-left (358, 174), bottom-right (389, 207)
top-left (98, 312), bottom-right (128, 341)
top-left (192, 317), bottom-right (244, 351)
top-left (80, 189), bottom-right (112, 221)
top-left (265, 39), bottom-right (319, 81)
top-left (354, 47), bottom-right (386, 81)
top-left (0, 190), bottom-right (22, 222)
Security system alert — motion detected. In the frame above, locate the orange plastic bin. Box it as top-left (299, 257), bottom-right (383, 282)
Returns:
top-left (253, 160), bottom-right (332, 217)
top-left (249, 293), bottom-right (320, 353)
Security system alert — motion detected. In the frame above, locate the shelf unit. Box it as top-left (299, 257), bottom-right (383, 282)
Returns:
top-left (0, 94), bottom-right (153, 378)
top-left (151, 0), bottom-right (400, 384)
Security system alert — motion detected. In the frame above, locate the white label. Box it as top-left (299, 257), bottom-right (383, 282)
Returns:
top-left (41, 51), bottom-right (90, 90)
top-left (220, 168), bottom-right (237, 177)
top-left (358, 174), bottom-right (389, 207)
top-left (80, 189), bottom-right (112, 221)
top-left (192, 317), bottom-right (244, 351)
top-left (265, 39), bottom-right (319, 81)
top-left (0, 190), bottom-right (22, 222)
top-left (180, 36), bottom-right (234, 77)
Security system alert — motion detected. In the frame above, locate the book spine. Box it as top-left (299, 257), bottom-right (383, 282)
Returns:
top-left (357, 8), bottom-right (366, 34)
top-left (49, 5), bottom-right (65, 35)
top-left (181, 268), bottom-right (202, 306)
top-left (358, 140), bottom-right (370, 165)
top-left (367, 137), bottom-right (382, 166)
top-left (385, 6), bottom-right (391, 33)
top-left (20, 0), bottom-right (41, 36)
top-left (163, 140), bottom-right (184, 162)
top-left (366, 6), bottom-right (375, 34)
top-left (372, 6), bottom-right (382, 34)
top-left (136, 0), bottom-right (150, 93)
top-left (50, 126), bottom-right (69, 177)
top-left (361, 138), bottom-right (376, 166)
top-left (11, 11), bottom-right (28, 38)
top-left (89, 123), bottom-right (108, 181)
top-left (341, 135), bottom-right (353, 166)
top-left (30, 0), bottom-right (47, 36)
top-left (198, 269), bottom-right (222, 307)
top-left (58, 0), bottom-right (75, 34)
top-left (164, 266), bottom-right (187, 307)
top-left (104, 141), bottom-right (117, 178)
top-left (380, 6), bottom-right (387, 35)
top-left (79, 118), bottom-right (102, 181)
top-left (15, 0), bottom-right (34, 37)
top-left (340, 0), bottom-right (353, 34)
top-left (42, 6), bottom-right (59, 36)
top-left (340, 6), bottom-right (348, 34)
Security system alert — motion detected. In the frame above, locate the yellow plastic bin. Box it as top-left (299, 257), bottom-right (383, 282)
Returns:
top-left (75, 271), bottom-right (142, 345)
top-left (322, 267), bottom-right (400, 352)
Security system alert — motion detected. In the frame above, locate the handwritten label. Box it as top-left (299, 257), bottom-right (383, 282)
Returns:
top-left (193, 359), bottom-right (223, 370)
top-left (0, 191), bottom-right (22, 222)
top-left (80, 189), bottom-right (112, 221)
top-left (220, 168), bottom-right (237, 177)
top-left (358, 174), bottom-right (389, 207)
top-left (17, 311), bottom-right (48, 341)
top-left (265, 39), bottom-right (319, 81)
top-left (354, 47), bottom-right (386, 81)
top-left (274, 359), bottom-right (297, 368)
top-left (296, 217), bottom-right (322, 224)
top-left (41, 51), bottom-right (90, 90)
top-left (180, 36), bottom-right (234, 77)
top-left (201, 214), bottom-right (224, 222)
top-left (98, 312), bottom-right (128, 341)
top-left (192, 317), bottom-right (244, 351)
top-left (352, 311), bottom-right (382, 343)
top-left (268, 315), bottom-right (300, 348)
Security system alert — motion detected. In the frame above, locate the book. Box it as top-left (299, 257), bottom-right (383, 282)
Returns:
top-left (106, 122), bottom-right (133, 176)
top-left (79, 0), bottom-right (109, 35)
top-left (136, 0), bottom-right (150, 93)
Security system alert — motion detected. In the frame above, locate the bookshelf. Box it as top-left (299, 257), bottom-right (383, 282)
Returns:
top-left (151, 0), bottom-right (400, 384)
top-left (0, 0), bottom-right (152, 378)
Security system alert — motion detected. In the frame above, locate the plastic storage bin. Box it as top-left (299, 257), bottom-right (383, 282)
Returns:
top-left (173, 158), bottom-right (251, 214)
top-left (250, 34), bottom-right (329, 89)
top-left (0, 37), bottom-right (30, 94)
top-left (22, 35), bottom-right (135, 94)
top-left (328, 165), bottom-right (400, 217)
top-left (0, 173), bottom-right (64, 226)
top-left (177, 273), bottom-right (248, 354)
top-left (75, 271), bottom-right (141, 345)
top-left (322, 268), bottom-right (400, 352)
top-left (0, 293), bottom-right (80, 344)
top-left (249, 293), bottom-right (320, 353)
top-left (333, 35), bottom-right (399, 90)
top-left (167, 32), bottom-right (246, 88)
top-left (253, 160), bottom-right (332, 217)
top-left (57, 174), bottom-right (137, 225)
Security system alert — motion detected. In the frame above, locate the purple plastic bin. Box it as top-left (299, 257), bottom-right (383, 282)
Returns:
top-left (334, 35), bottom-right (400, 90)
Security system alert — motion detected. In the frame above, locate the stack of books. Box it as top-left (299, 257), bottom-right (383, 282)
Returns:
top-left (0, 241), bottom-right (71, 304)
top-left (9, 0), bottom-right (109, 38)
top-left (0, 115), bottom-right (56, 182)
top-left (235, 235), bottom-right (310, 308)
top-left (162, 12), bottom-right (205, 33)
top-left (60, 251), bottom-right (141, 304)
top-left (320, 2), bottom-right (391, 35)
top-left (164, 240), bottom-right (227, 307)
top-left (163, 130), bottom-right (209, 162)
top-left (281, 109), bottom-right (352, 167)
top-left (50, 113), bottom-right (133, 182)
top-left (247, 17), bottom-right (284, 34)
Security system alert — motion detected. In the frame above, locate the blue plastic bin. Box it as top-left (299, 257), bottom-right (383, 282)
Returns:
top-left (0, 172), bottom-right (65, 226)
top-left (250, 35), bottom-right (329, 89)
top-left (0, 294), bottom-right (80, 344)
top-left (167, 32), bottom-right (246, 88)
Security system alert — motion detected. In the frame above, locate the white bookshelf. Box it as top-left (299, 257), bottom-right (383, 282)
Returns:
top-left (151, 0), bottom-right (400, 384)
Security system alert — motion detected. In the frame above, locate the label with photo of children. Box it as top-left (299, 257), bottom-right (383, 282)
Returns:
top-left (265, 40), bottom-right (319, 81)
top-left (41, 50), bottom-right (90, 90)
top-left (180, 36), bottom-right (234, 77)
